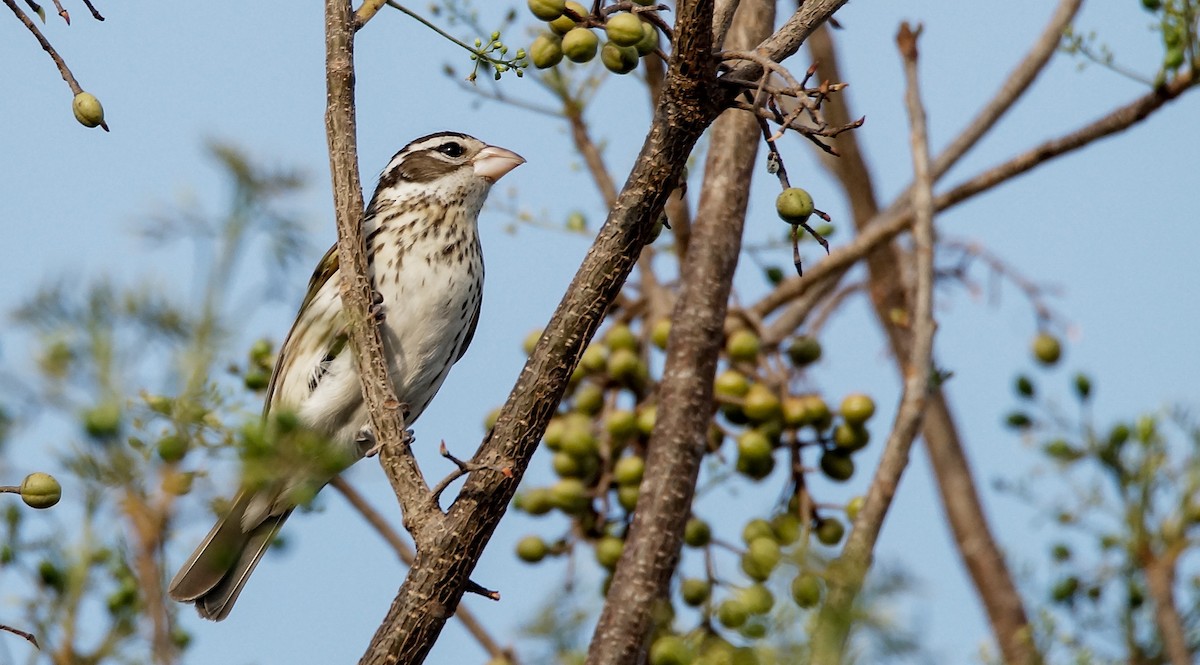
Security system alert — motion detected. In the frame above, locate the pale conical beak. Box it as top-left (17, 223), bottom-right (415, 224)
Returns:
top-left (473, 145), bottom-right (525, 183)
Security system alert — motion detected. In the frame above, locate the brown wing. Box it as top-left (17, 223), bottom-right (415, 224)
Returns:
top-left (262, 244), bottom-right (341, 417)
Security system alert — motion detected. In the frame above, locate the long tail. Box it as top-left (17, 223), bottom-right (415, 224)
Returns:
top-left (168, 491), bottom-right (292, 621)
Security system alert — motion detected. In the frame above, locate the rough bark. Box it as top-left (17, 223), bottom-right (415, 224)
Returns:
top-left (583, 1), bottom-right (775, 663)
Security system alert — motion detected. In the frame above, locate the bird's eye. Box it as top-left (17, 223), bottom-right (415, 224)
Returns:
top-left (437, 142), bottom-right (465, 158)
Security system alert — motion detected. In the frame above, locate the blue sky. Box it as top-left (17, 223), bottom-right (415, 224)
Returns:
top-left (2, 1), bottom-right (1198, 663)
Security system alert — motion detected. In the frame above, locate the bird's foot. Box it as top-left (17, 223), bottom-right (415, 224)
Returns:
top-left (356, 427), bottom-right (415, 458)
top-left (368, 290), bottom-right (386, 324)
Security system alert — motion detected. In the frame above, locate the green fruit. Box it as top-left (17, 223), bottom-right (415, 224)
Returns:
top-left (527, 0), bottom-right (566, 21)
top-left (684, 517), bottom-right (711, 547)
top-left (845, 495), bottom-right (865, 521)
top-left (605, 12), bottom-right (645, 47)
top-left (771, 513), bottom-right (801, 545)
top-left (786, 335), bottom-right (822, 366)
top-left (530, 33), bottom-right (564, 69)
top-left (1051, 576), bottom-right (1080, 603)
top-left (83, 402), bottom-right (122, 439)
top-left (832, 423), bottom-right (869, 452)
top-left (649, 635), bottom-right (690, 665)
top-left (781, 396), bottom-right (809, 427)
top-left (484, 407), bottom-right (502, 431)
top-left (839, 393), bottom-right (876, 425)
top-left (580, 344), bottom-right (609, 373)
top-left (1142, 0), bottom-right (1161, 9)
top-left (791, 573), bottom-right (822, 608)
top-left (714, 369), bottom-right (751, 400)
top-left (1073, 373), bottom-right (1092, 400)
top-left (606, 410), bottom-right (639, 440)
top-left (741, 518), bottom-right (774, 545)
top-left (605, 323), bottom-right (639, 352)
top-left (562, 28), bottom-right (599, 62)
top-left (244, 369), bottom-right (270, 391)
top-left (820, 450), bottom-right (854, 481)
top-left (549, 1), bottom-right (587, 34)
top-left (1014, 375), bottom-right (1035, 398)
top-left (725, 329), bottom-right (761, 363)
top-left (72, 92), bottom-right (106, 129)
top-left (637, 404), bottom-right (657, 436)
top-left (543, 417), bottom-right (566, 450)
top-left (739, 584), bottom-right (775, 614)
top-left (717, 599), bottom-right (750, 628)
top-left (19, 473), bottom-right (62, 509)
top-left (741, 538), bottom-right (781, 581)
top-left (161, 470), bottom-right (193, 496)
top-left (1031, 332), bottom-right (1062, 366)
top-left (742, 384), bottom-right (781, 423)
top-left (616, 484), bottom-right (640, 511)
top-left (802, 395), bottom-right (832, 429)
top-left (516, 535), bottom-right (548, 562)
top-left (607, 347), bottom-right (643, 383)
top-left (650, 318), bottom-right (671, 349)
top-left (552, 451), bottom-right (592, 478)
top-left (561, 420), bottom-right (598, 458)
top-left (776, 188), bottom-right (814, 223)
top-left (681, 577), bottom-right (711, 606)
top-left (737, 429), bottom-right (773, 466)
top-left (635, 20), bottom-right (659, 56)
top-left (815, 517), bottom-right (845, 546)
top-left (595, 535), bottom-right (625, 569)
top-left (550, 478), bottom-right (590, 514)
top-left (156, 435), bottom-right (189, 463)
top-left (1164, 47), bottom-right (1185, 70)
top-left (736, 447), bottom-right (775, 480)
top-left (573, 382), bottom-right (605, 415)
top-left (601, 41), bottom-right (639, 74)
top-left (613, 454), bottom-right (645, 486)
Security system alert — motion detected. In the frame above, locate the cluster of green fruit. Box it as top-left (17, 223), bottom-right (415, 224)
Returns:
top-left (527, 0), bottom-right (661, 74)
top-left (502, 316), bottom-right (875, 653)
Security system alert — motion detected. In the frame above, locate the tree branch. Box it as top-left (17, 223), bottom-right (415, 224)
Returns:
top-left (355, 0), bottom-right (736, 660)
top-left (583, 1), bottom-right (775, 663)
top-left (4, 0), bottom-right (84, 95)
top-left (323, 0), bottom-right (436, 543)
top-left (810, 23), bottom-right (937, 663)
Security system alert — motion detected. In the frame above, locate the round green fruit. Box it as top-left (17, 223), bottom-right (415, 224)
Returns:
top-left (739, 584), bottom-right (775, 614)
top-left (635, 20), bottom-right (659, 56)
top-left (606, 347), bottom-right (643, 383)
top-left (845, 495), bottom-right (865, 521)
top-left (725, 329), bottom-right (761, 363)
top-left (605, 12), bottom-right (645, 47)
top-left (156, 435), bottom-right (189, 463)
top-left (786, 335), bottom-right (822, 366)
top-left (650, 318), bottom-right (671, 349)
top-left (741, 538), bottom-right (780, 581)
top-left (550, 478), bottom-right (590, 513)
top-left (741, 518), bottom-right (775, 545)
top-left (601, 41), bottom-right (639, 74)
top-left (776, 187), bottom-right (815, 224)
top-left (613, 454), bottom-right (645, 486)
top-left (636, 404), bottom-right (657, 436)
top-left (649, 635), bottom-right (690, 665)
top-left (562, 27), bottom-right (599, 62)
top-left (528, 0), bottom-right (566, 21)
top-left (736, 429), bottom-right (773, 464)
top-left (572, 382), bottom-right (605, 415)
top-left (516, 535), bottom-right (548, 562)
top-left (680, 577), bottom-right (711, 606)
top-left (791, 573), bottom-right (822, 608)
top-left (815, 517), bottom-right (845, 546)
top-left (684, 517), bottom-right (712, 547)
top-left (742, 384), bottom-right (781, 423)
top-left (832, 423), bottom-right (869, 452)
top-left (580, 344), bottom-right (609, 373)
top-left (20, 472), bottom-right (62, 509)
top-left (820, 450), bottom-right (854, 481)
top-left (616, 484), bottom-right (640, 511)
top-left (605, 323), bottom-right (639, 352)
top-left (781, 395), bottom-right (809, 427)
top-left (530, 33), bottom-right (564, 69)
top-left (595, 535), bottom-right (625, 569)
top-left (606, 409), bottom-right (639, 440)
top-left (714, 369), bottom-right (751, 400)
top-left (839, 393), bottom-right (876, 425)
top-left (72, 92), bottom-right (106, 129)
top-left (802, 394), bottom-right (832, 429)
top-left (1032, 332), bottom-right (1062, 366)
top-left (549, 1), bottom-right (587, 34)
top-left (83, 402), bottom-right (122, 439)
top-left (717, 599), bottom-right (750, 628)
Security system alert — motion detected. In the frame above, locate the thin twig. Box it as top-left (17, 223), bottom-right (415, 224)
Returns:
top-left (354, 0), bottom-right (387, 28)
top-left (3, 0), bottom-right (83, 94)
top-left (810, 23), bottom-right (937, 662)
top-left (0, 624), bottom-right (38, 649)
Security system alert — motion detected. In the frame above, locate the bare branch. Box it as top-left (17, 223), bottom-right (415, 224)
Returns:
top-left (811, 22), bottom-right (937, 662)
top-left (322, 0), bottom-right (436, 541)
top-left (3, 0), bottom-right (83, 95)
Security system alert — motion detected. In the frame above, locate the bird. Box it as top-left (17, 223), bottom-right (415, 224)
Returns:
top-left (168, 132), bottom-right (524, 621)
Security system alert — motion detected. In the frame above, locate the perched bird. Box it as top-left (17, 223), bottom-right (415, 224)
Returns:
top-left (168, 132), bottom-right (524, 621)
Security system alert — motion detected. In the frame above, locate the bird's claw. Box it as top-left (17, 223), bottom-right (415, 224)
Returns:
top-left (369, 290), bottom-right (386, 324)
